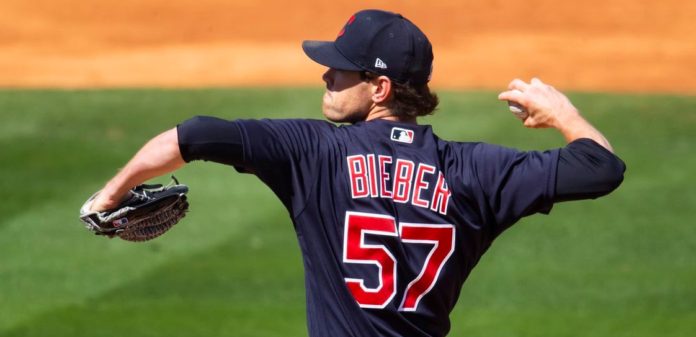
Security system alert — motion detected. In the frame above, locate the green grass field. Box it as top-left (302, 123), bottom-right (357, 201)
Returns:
top-left (1, 88), bottom-right (694, 337)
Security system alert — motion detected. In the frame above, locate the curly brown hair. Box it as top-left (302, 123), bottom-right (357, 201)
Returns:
top-left (361, 72), bottom-right (439, 118)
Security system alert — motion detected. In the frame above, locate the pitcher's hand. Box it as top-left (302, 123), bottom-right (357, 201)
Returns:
top-left (498, 78), bottom-right (580, 129)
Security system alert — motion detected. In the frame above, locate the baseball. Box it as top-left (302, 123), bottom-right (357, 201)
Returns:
top-left (507, 90), bottom-right (528, 120)
top-left (508, 101), bottom-right (528, 120)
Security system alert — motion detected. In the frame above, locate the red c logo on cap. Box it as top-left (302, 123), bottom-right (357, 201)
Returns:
top-left (337, 15), bottom-right (356, 38)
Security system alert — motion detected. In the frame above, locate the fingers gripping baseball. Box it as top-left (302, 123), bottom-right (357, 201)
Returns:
top-left (498, 78), bottom-right (580, 129)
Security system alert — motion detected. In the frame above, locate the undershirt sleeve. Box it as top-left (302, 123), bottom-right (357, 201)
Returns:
top-left (554, 138), bottom-right (626, 202)
top-left (176, 116), bottom-right (244, 166)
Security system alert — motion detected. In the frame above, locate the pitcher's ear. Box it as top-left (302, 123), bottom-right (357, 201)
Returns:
top-left (370, 75), bottom-right (393, 104)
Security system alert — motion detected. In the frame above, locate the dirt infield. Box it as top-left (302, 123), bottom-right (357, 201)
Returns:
top-left (1, 0), bottom-right (694, 93)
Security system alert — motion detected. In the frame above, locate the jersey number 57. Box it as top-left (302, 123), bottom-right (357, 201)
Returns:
top-left (343, 211), bottom-right (455, 311)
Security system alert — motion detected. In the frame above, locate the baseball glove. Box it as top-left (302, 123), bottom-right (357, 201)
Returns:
top-left (79, 177), bottom-right (189, 242)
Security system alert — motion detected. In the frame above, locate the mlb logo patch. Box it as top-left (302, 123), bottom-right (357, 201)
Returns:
top-left (391, 127), bottom-right (414, 144)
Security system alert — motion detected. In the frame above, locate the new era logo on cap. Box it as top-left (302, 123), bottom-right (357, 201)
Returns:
top-left (391, 127), bottom-right (414, 144)
top-left (375, 58), bottom-right (387, 69)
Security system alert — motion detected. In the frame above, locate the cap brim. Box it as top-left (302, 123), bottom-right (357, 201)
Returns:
top-left (302, 40), bottom-right (363, 71)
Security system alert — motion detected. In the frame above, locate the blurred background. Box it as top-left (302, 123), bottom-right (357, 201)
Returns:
top-left (1, 0), bottom-right (695, 92)
top-left (1, 1), bottom-right (695, 337)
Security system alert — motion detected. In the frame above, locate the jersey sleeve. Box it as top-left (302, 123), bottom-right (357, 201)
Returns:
top-left (234, 118), bottom-right (335, 212)
top-left (470, 143), bottom-right (560, 232)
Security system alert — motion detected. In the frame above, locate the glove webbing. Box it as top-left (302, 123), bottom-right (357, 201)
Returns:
top-left (117, 198), bottom-right (188, 242)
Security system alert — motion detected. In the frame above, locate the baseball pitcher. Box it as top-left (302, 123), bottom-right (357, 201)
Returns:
top-left (82, 9), bottom-right (625, 337)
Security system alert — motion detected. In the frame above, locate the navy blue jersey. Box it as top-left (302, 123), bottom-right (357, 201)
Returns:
top-left (226, 118), bottom-right (559, 337)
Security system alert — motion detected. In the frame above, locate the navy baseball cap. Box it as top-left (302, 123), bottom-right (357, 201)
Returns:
top-left (302, 9), bottom-right (433, 85)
